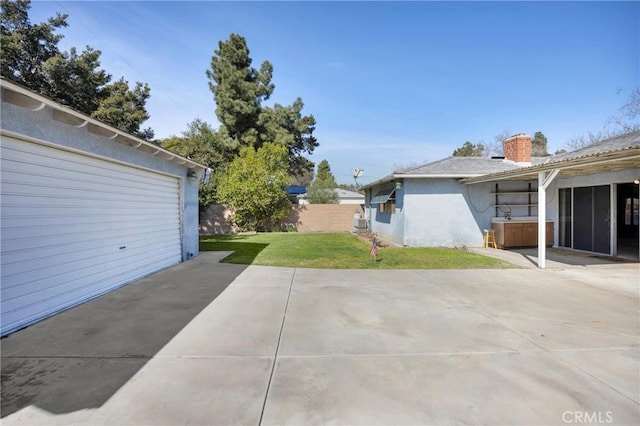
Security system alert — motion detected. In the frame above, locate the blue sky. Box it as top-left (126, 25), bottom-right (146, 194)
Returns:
top-left (29, 1), bottom-right (639, 184)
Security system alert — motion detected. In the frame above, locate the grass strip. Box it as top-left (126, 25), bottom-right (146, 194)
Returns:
top-left (200, 233), bottom-right (513, 269)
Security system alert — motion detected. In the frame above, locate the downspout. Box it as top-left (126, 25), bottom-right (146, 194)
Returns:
top-left (538, 170), bottom-right (559, 269)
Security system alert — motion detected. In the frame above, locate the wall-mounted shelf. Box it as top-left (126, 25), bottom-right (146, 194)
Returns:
top-left (490, 191), bottom-right (537, 195)
top-left (493, 183), bottom-right (538, 217)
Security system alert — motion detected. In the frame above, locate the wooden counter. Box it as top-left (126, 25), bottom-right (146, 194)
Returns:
top-left (491, 220), bottom-right (554, 248)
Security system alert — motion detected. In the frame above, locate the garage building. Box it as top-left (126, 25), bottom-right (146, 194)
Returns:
top-left (1, 79), bottom-right (206, 336)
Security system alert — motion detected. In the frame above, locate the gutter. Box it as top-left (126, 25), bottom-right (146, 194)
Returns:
top-left (461, 148), bottom-right (640, 184)
top-left (360, 173), bottom-right (484, 190)
top-left (1, 79), bottom-right (207, 173)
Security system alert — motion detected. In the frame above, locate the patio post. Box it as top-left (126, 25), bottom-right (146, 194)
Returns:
top-left (538, 172), bottom-right (546, 269)
top-left (538, 169), bottom-right (560, 269)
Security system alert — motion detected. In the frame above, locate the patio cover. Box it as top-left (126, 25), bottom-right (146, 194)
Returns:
top-left (461, 131), bottom-right (640, 268)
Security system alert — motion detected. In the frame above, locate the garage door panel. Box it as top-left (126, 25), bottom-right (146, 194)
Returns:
top-left (1, 179), bottom-right (178, 204)
top-left (1, 187), bottom-right (179, 207)
top-left (2, 230), bottom-right (181, 282)
top-left (2, 144), bottom-right (178, 189)
top-left (2, 168), bottom-right (178, 196)
top-left (1, 250), bottom-right (180, 327)
top-left (1, 227), bottom-right (180, 268)
top-left (2, 245), bottom-right (181, 312)
top-left (1, 211), bottom-right (177, 228)
top-left (2, 166), bottom-right (175, 204)
top-left (1, 205), bottom-right (179, 222)
top-left (1, 137), bottom-right (183, 335)
top-left (2, 219), bottom-right (179, 241)
top-left (1, 239), bottom-right (181, 327)
top-left (2, 220), bottom-right (180, 252)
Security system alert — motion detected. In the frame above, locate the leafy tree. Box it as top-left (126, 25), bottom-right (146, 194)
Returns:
top-left (207, 33), bottom-right (318, 177)
top-left (306, 179), bottom-right (339, 204)
top-left (531, 131), bottom-right (550, 156)
top-left (216, 143), bottom-right (291, 231)
top-left (92, 78), bottom-right (153, 139)
top-left (162, 119), bottom-right (238, 210)
top-left (452, 141), bottom-right (485, 157)
top-left (1, 0), bottom-right (155, 140)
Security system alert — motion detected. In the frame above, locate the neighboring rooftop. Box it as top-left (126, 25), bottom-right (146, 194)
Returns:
top-left (298, 188), bottom-right (364, 199)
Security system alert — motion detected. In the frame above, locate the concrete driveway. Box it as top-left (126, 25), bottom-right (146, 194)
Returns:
top-left (1, 253), bottom-right (638, 425)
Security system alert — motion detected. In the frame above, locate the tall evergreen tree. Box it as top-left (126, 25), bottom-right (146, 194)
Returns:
top-left (206, 33), bottom-right (274, 146)
top-left (40, 46), bottom-right (110, 114)
top-left (1, 0), bottom-right (66, 92)
top-left (207, 33), bottom-right (318, 177)
top-left (315, 159), bottom-right (337, 187)
top-left (531, 131), bottom-right (550, 156)
top-left (92, 78), bottom-right (154, 139)
top-left (305, 159), bottom-right (338, 204)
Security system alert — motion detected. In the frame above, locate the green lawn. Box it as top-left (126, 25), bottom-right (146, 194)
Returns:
top-left (200, 233), bottom-right (513, 269)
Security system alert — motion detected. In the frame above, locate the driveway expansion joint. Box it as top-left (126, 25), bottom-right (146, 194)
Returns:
top-left (258, 267), bottom-right (296, 426)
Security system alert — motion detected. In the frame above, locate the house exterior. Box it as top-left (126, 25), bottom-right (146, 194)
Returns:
top-left (298, 188), bottom-right (365, 205)
top-left (362, 132), bottom-right (640, 264)
top-left (0, 79), bottom-right (207, 336)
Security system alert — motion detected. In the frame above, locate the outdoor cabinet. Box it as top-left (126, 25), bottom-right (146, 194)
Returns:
top-left (492, 221), bottom-right (554, 248)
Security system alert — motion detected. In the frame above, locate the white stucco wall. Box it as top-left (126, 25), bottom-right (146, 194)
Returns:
top-left (366, 177), bottom-right (539, 247)
top-left (402, 179), bottom-right (485, 247)
top-left (365, 185), bottom-right (404, 245)
top-left (1, 100), bottom-right (200, 260)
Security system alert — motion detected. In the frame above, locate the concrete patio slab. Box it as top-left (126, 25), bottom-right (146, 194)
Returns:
top-left (262, 351), bottom-right (638, 425)
top-left (101, 357), bottom-right (272, 426)
top-left (2, 252), bottom-right (638, 425)
top-left (279, 277), bottom-right (540, 356)
top-left (1, 357), bottom-right (273, 426)
top-left (157, 283), bottom-right (290, 357)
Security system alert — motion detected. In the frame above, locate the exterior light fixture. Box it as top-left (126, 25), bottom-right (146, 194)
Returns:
top-left (395, 181), bottom-right (403, 189)
top-left (634, 179), bottom-right (640, 184)
top-left (187, 170), bottom-right (199, 183)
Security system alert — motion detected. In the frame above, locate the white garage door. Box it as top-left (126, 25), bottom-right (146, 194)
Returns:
top-left (1, 136), bottom-right (182, 335)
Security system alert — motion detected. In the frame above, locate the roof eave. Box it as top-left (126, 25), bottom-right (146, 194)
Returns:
top-left (397, 173), bottom-right (485, 179)
top-left (360, 173), bottom-right (487, 189)
top-left (461, 148), bottom-right (640, 184)
top-left (1, 79), bottom-right (207, 172)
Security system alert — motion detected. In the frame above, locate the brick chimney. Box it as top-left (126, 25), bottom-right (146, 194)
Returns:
top-left (502, 134), bottom-right (532, 164)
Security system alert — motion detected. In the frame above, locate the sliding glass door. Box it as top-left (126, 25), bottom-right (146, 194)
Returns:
top-left (558, 188), bottom-right (572, 247)
top-left (573, 185), bottom-right (610, 254)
